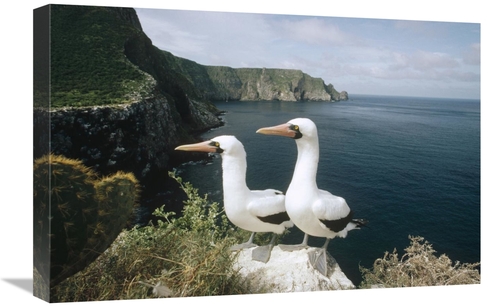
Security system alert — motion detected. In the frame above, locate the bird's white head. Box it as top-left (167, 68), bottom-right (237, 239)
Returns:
top-left (256, 117), bottom-right (318, 141)
top-left (175, 135), bottom-right (245, 157)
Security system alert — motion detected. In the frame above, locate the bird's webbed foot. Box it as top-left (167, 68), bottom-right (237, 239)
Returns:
top-left (308, 248), bottom-right (328, 276)
top-left (251, 244), bottom-right (273, 263)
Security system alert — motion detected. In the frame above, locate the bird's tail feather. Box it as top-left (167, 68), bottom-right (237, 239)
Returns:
top-left (351, 218), bottom-right (368, 228)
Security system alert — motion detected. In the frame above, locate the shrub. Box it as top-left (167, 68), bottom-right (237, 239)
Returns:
top-left (43, 171), bottom-right (480, 302)
top-left (33, 154), bottom-right (140, 290)
top-left (50, 171), bottom-right (252, 302)
top-left (359, 235), bottom-right (480, 288)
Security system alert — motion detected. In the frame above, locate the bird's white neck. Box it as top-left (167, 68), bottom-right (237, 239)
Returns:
top-left (221, 154), bottom-right (250, 194)
top-left (289, 136), bottom-right (319, 192)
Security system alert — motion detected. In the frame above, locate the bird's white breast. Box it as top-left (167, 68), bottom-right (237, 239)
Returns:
top-left (285, 185), bottom-right (336, 238)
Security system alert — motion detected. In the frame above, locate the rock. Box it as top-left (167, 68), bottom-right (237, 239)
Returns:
top-left (34, 5), bottom-right (224, 198)
top-left (233, 246), bottom-right (355, 293)
top-left (326, 84), bottom-right (349, 101)
top-left (36, 91), bottom-right (221, 199)
top-left (338, 91), bottom-right (349, 100)
top-left (202, 66), bottom-right (348, 102)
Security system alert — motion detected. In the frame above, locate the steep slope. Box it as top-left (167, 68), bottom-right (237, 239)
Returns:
top-left (35, 4), bottom-right (347, 202)
top-left (35, 5), bottom-right (222, 199)
top-left (157, 53), bottom-right (348, 102)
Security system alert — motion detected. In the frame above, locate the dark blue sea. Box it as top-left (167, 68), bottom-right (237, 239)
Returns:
top-left (174, 94), bottom-right (480, 286)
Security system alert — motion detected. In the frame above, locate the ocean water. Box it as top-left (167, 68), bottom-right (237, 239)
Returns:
top-left (174, 95), bottom-right (480, 286)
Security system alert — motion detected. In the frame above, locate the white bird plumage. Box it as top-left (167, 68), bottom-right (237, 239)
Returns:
top-left (257, 118), bottom-right (366, 275)
top-left (175, 135), bottom-right (293, 263)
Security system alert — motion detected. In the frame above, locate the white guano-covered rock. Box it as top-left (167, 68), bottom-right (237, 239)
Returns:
top-left (233, 246), bottom-right (355, 293)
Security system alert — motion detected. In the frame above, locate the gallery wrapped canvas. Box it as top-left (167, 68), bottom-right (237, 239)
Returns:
top-left (33, 3), bottom-right (480, 304)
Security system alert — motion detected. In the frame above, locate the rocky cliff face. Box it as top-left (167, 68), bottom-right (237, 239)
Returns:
top-left (34, 5), bottom-right (223, 200)
top-left (202, 66), bottom-right (347, 102)
top-left (169, 58), bottom-right (348, 102)
top-left (35, 4), bottom-right (347, 201)
top-left (35, 91), bottom-right (220, 196)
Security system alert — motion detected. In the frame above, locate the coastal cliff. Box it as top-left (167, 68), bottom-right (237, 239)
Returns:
top-left (34, 5), bottom-right (354, 299)
top-left (35, 4), bottom-right (347, 202)
top-left (36, 91), bottom-right (220, 191)
top-left (176, 63), bottom-right (348, 102)
top-left (34, 5), bottom-right (223, 199)
top-left (232, 67), bottom-right (345, 102)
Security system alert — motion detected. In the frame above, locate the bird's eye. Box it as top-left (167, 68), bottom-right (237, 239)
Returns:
top-left (209, 141), bottom-right (224, 153)
top-left (289, 124), bottom-right (303, 139)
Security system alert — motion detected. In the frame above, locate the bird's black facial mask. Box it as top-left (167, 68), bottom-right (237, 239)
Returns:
top-left (290, 124), bottom-right (303, 139)
top-left (209, 141), bottom-right (224, 153)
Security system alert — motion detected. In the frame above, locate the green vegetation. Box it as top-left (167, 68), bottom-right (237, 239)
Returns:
top-left (34, 167), bottom-right (480, 301)
top-left (236, 67), bottom-right (303, 83)
top-left (45, 172), bottom-right (254, 302)
top-left (43, 5), bottom-right (341, 109)
top-left (237, 68), bottom-right (303, 96)
top-left (33, 154), bottom-right (140, 291)
top-left (49, 5), bottom-right (153, 107)
top-left (359, 236), bottom-right (480, 288)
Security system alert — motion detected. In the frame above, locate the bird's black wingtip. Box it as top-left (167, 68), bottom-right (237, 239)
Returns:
top-left (353, 218), bottom-right (368, 227)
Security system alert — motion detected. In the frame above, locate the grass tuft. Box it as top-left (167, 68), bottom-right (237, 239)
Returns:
top-left (49, 172), bottom-right (252, 301)
top-left (359, 235), bottom-right (480, 288)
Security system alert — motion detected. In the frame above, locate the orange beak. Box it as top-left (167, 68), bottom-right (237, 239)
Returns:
top-left (256, 123), bottom-right (296, 138)
top-left (175, 140), bottom-right (219, 153)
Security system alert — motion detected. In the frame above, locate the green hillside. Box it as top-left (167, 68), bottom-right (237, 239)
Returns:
top-left (49, 5), bottom-right (154, 107)
top-left (45, 5), bottom-right (345, 109)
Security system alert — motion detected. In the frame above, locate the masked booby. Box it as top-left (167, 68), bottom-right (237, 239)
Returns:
top-left (175, 135), bottom-right (293, 263)
top-left (256, 118), bottom-right (367, 276)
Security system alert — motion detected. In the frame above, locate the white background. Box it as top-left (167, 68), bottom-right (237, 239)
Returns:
top-left (1, 1), bottom-right (496, 306)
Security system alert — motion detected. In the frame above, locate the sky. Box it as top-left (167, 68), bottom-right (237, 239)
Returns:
top-left (0, 1), bottom-right (497, 307)
top-left (135, 7), bottom-right (480, 99)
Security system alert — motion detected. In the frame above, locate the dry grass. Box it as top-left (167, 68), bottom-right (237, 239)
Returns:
top-left (40, 172), bottom-right (480, 301)
top-left (50, 172), bottom-right (253, 302)
top-left (359, 235), bottom-right (480, 288)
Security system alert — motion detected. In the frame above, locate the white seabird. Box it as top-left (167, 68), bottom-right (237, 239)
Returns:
top-left (256, 118), bottom-right (367, 275)
top-left (175, 135), bottom-right (293, 263)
